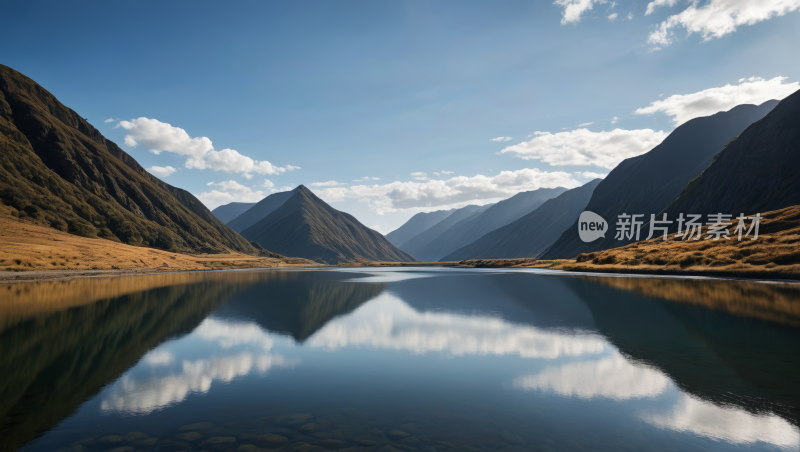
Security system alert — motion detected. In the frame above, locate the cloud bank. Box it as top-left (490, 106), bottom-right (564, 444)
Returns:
top-left (636, 76), bottom-right (799, 125)
top-left (648, 0), bottom-right (800, 46)
top-left (500, 128), bottom-right (668, 169)
top-left (314, 168), bottom-right (581, 214)
top-left (117, 117), bottom-right (297, 178)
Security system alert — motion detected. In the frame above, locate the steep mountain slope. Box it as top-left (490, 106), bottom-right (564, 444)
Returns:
top-left (211, 202), bottom-right (256, 224)
top-left (662, 89), bottom-right (800, 217)
top-left (420, 187), bottom-right (568, 261)
top-left (241, 186), bottom-right (416, 264)
top-left (444, 180), bottom-right (601, 261)
top-left (385, 209), bottom-right (454, 248)
top-left (227, 190), bottom-right (294, 232)
top-left (542, 100), bottom-right (779, 259)
top-left (399, 204), bottom-right (490, 261)
top-left (0, 64), bottom-right (260, 254)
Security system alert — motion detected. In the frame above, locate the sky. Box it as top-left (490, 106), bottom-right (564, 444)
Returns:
top-left (3, 0), bottom-right (799, 233)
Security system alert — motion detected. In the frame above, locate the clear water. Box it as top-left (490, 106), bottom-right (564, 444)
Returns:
top-left (1, 268), bottom-right (799, 452)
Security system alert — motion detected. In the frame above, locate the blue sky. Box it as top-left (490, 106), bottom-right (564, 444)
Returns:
top-left (4, 0), bottom-right (799, 232)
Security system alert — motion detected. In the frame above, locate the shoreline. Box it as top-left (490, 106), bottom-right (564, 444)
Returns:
top-left (3, 259), bottom-right (800, 286)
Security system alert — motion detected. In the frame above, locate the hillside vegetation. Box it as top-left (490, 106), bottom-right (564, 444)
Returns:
top-left (0, 64), bottom-right (262, 254)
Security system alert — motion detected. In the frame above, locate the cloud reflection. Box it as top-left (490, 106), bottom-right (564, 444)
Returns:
top-left (306, 294), bottom-right (607, 358)
top-left (514, 353), bottom-right (670, 400)
top-left (101, 318), bottom-right (298, 415)
top-left (644, 395), bottom-right (800, 450)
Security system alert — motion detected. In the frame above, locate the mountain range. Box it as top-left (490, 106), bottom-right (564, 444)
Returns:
top-left (541, 100), bottom-right (779, 259)
top-left (415, 187), bottom-right (569, 262)
top-left (399, 204), bottom-right (490, 261)
top-left (0, 64), bottom-right (261, 255)
top-left (211, 202), bottom-right (256, 224)
top-left (442, 179), bottom-right (601, 261)
top-left (385, 209), bottom-right (454, 248)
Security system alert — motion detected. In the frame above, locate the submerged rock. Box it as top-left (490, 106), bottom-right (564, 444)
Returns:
top-left (386, 430), bottom-right (409, 439)
top-left (179, 422), bottom-right (216, 431)
top-left (175, 432), bottom-right (203, 442)
top-left (123, 432), bottom-right (149, 443)
top-left (99, 436), bottom-right (123, 443)
top-left (257, 433), bottom-right (288, 443)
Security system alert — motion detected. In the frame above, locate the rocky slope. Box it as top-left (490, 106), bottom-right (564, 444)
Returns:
top-left (0, 64), bottom-right (261, 254)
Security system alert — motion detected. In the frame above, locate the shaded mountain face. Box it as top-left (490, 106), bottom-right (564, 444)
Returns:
top-left (227, 190), bottom-right (295, 233)
top-left (241, 186), bottom-right (416, 264)
top-left (385, 209), bottom-right (454, 248)
top-left (419, 187), bottom-right (568, 262)
top-left (542, 100), bottom-right (779, 259)
top-left (211, 202), bottom-right (256, 224)
top-left (0, 65), bottom-right (258, 254)
top-left (662, 89), bottom-right (800, 219)
top-left (443, 180), bottom-right (601, 261)
top-left (399, 204), bottom-right (490, 261)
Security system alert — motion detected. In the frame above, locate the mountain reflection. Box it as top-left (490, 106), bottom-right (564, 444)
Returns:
top-left (2, 269), bottom-right (799, 452)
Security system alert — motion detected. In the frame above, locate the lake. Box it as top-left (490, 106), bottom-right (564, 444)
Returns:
top-left (1, 268), bottom-right (799, 452)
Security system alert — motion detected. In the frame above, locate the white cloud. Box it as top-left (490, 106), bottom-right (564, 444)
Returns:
top-left (285, 165), bottom-right (301, 171)
top-left (104, 117), bottom-right (119, 123)
top-left (146, 165), bottom-right (177, 178)
top-left (352, 176), bottom-right (381, 182)
top-left (441, 170), bottom-right (454, 175)
top-left (611, 116), bottom-right (620, 124)
top-left (645, 394), bottom-right (800, 449)
top-left (608, 12), bottom-right (618, 20)
top-left (314, 168), bottom-right (581, 214)
top-left (311, 180), bottom-right (348, 187)
top-left (117, 117), bottom-right (295, 177)
top-left (500, 128), bottom-right (668, 169)
top-left (554, 0), bottom-right (608, 24)
top-left (410, 172), bottom-right (429, 181)
top-left (635, 76), bottom-right (800, 125)
top-left (195, 180), bottom-right (267, 210)
top-left (648, 0), bottom-right (800, 46)
top-left (645, 0), bottom-right (679, 15)
top-left (575, 171), bottom-right (609, 179)
top-left (514, 353), bottom-right (670, 400)
top-left (262, 179), bottom-right (274, 188)
top-left (627, 12), bottom-right (633, 19)
top-left (578, 122), bottom-right (595, 127)
top-left (490, 136), bottom-right (513, 142)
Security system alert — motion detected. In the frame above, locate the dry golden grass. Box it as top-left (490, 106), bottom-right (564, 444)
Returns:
top-left (0, 210), bottom-right (319, 278)
top-left (459, 205), bottom-right (800, 281)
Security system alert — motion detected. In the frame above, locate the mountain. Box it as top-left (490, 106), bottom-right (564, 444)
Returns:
top-left (399, 204), bottom-right (490, 261)
top-left (227, 190), bottom-right (295, 233)
top-left (211, 202), bottom-right (256, 224)
top-left (418, 187), bottom-right (568, 261)
top-left (0, 64), bottom-right (261, 254)
top-left (443, 179), bottom-right (601, 261)
top-left (241, 186), bottom-right (416, 264)
top-left (542, 100), bottom-right (779, 259)
top-left (385, 209), bottom-right (454, 248)
top-left (662, 89), bottom-right (800, 218)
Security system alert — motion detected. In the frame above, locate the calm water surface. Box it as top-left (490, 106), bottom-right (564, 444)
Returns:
top-left (1, 268), bottom-right (799, 452)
